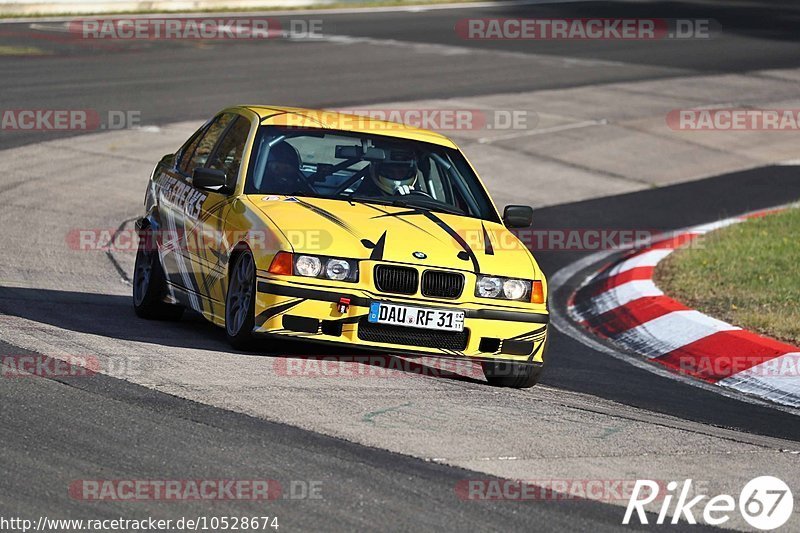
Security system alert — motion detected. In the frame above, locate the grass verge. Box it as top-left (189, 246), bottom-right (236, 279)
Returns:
top-left (655, 206), bottom-right (800, 345)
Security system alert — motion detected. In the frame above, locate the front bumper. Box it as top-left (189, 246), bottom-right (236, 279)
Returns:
top-left (254, 277), bottom-right (549, 363)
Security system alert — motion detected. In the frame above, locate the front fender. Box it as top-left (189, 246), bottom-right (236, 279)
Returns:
top-left (223, 197), bottom-right (293, 274)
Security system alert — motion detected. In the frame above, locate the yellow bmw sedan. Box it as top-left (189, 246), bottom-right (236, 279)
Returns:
top-left (133, 105), bottom-right (548, 387)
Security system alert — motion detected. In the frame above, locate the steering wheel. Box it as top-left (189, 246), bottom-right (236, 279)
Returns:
top-left (291, 169), bottom-right (317, 194)
top-left (398, 189), bottom-right (434, 199)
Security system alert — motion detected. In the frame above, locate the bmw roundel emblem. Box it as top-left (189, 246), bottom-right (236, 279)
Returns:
top-left (413, 251), bottom-right (427, 260)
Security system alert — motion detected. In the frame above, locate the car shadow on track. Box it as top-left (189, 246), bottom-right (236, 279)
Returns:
top-left (0, 285), bottom-right (486, 385)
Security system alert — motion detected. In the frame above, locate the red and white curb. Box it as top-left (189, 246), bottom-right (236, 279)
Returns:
top-left (568, 207), bottom-right (800, 409)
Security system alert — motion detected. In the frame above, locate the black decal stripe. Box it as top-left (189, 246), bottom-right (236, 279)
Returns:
top-left (481, 222), bottom-right (494, 256)
top-left (515, 330), bottom-right (547, 340)
top-left (195, 264), bottom-right (215, 305)
top-left (326, 314), bottom-right (367, 325)
top-left (259, 283), bottom-right (371, 306)
top-left (370, 231), bottom-right (387, 261)
top-left (363, 204), bottom-right (441, 239)
top-left (256, 282), bottom-right (548, 323)
top-left (528, 337), bottom-right (547, 361)
top-left (196, 196), bottom-right (231, 225)
top-left (296, 199), bottom-right (358, 236)
top-left (255, 298), bottom-right (304, 326)
top-left (422, 212), bottom-right (480, 273)
top-left (516, 333), bottom-right (547, 342)
top-left (166, 209), bottom-right (203, 309)
top-left (514, 334), bottom-right (547, 344)
top-left (509, 326), bottom-right (548, 341)
top-left (173, 196), bottom-right (234, 307)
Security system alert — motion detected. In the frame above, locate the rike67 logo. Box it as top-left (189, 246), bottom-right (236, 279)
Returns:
top-left (624, 476), bottom-right (793, 529)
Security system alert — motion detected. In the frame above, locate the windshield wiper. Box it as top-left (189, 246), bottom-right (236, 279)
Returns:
top-left (348, 195), bottom-right (465, 216)
top-left (422, 204), bottom-right (465, 216)
top-left (347, 195), bottom-right (393, 206)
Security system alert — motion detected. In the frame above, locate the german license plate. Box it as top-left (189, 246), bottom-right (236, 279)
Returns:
top-left (368, 302), bottom-right (464, 332)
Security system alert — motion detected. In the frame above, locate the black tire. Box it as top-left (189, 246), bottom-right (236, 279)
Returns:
top-left (481, 360), bottom-right (543, 388)
top-left (483, 338), bottom-right (549, 388)
top-left (482, 338), bottom-right (547, 388)
top-left (225, 250), bottom-right (257, 350)
top-left (132, 238), bottom-right (184, 321)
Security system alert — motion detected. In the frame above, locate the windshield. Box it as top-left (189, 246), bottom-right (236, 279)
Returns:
top-left (245, 126), bottom-right (500, 222)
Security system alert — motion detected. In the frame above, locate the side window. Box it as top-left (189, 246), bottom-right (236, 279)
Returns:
top-left (176, 125), bottom-right (207, 173)
top-left (179, 113), bottom-right (236, 175)
top-left (207, 116), bottom-right (251, 184)
top-left (420, 156), bottom-right (449, 202)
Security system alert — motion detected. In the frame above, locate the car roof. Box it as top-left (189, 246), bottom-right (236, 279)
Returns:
top-left (237, 105), bottom-right (459, 149)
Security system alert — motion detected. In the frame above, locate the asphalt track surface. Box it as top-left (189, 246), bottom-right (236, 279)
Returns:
top-left (1, 0), bottom-right (800, 530)
top-left (2, 0), bottom-right (800, 150)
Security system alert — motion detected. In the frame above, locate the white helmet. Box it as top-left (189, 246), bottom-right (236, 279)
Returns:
top-left (370, 151), bottom-right (418, 195)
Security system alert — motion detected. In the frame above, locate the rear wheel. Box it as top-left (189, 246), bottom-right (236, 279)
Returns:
top-left (226, 250), bottom-right (257, 350)
top-left (132, 238), bottom-right (184, 321)
top-left (482, 360), bottom-right (543, 388)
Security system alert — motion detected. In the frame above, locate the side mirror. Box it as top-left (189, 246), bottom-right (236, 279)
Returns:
top-left (192, 167), bottom-right (229, 193)
top-left (503, 205), bottom-right (533, 228)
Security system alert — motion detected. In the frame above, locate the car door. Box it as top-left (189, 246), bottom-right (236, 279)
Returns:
top-left (157, 112), bottom-right (236, 314)
top-left (184, 114), bottom-right (253, 322)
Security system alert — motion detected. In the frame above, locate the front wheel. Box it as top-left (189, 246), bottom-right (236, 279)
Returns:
top-left (482, 360), bottom-right (543, 388)
top-left (132, 240), bottom-right (184, 321)
top-left (225, 250), bottom-right (257, 350)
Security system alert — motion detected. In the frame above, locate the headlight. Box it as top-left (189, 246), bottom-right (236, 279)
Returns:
top-left (278, 253), bottom-right (358, 282)
top-left (476, 276), bottom-right (503, 298)
top-left (325, 259), bottom-right (351, 281)
top-left (476, 275), bottom-right (532, 301)
top-left (295, 255), bottom-right (322, 277)
top-left (503, 279), bottom-right (530, 300)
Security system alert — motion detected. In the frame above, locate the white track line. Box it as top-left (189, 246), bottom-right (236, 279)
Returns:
top-left (477, 119), bottom-right (608, 144)
top-left (316, 34), bottom-right (630, 67)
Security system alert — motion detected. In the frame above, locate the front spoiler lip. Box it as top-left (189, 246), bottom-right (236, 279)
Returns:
top-left (256, 280), bottom-right (549, 324)
top-left (251, 330), bottom-right (546, 366)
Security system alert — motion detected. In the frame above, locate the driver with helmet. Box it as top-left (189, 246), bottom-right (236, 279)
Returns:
top-left (265, 140), bottom-right (309, 194)
top-left (357, 149), bottom-right (419, 197)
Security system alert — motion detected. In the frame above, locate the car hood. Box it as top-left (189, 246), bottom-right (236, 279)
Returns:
top-left (249, 195), bottom-right (537, 277)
